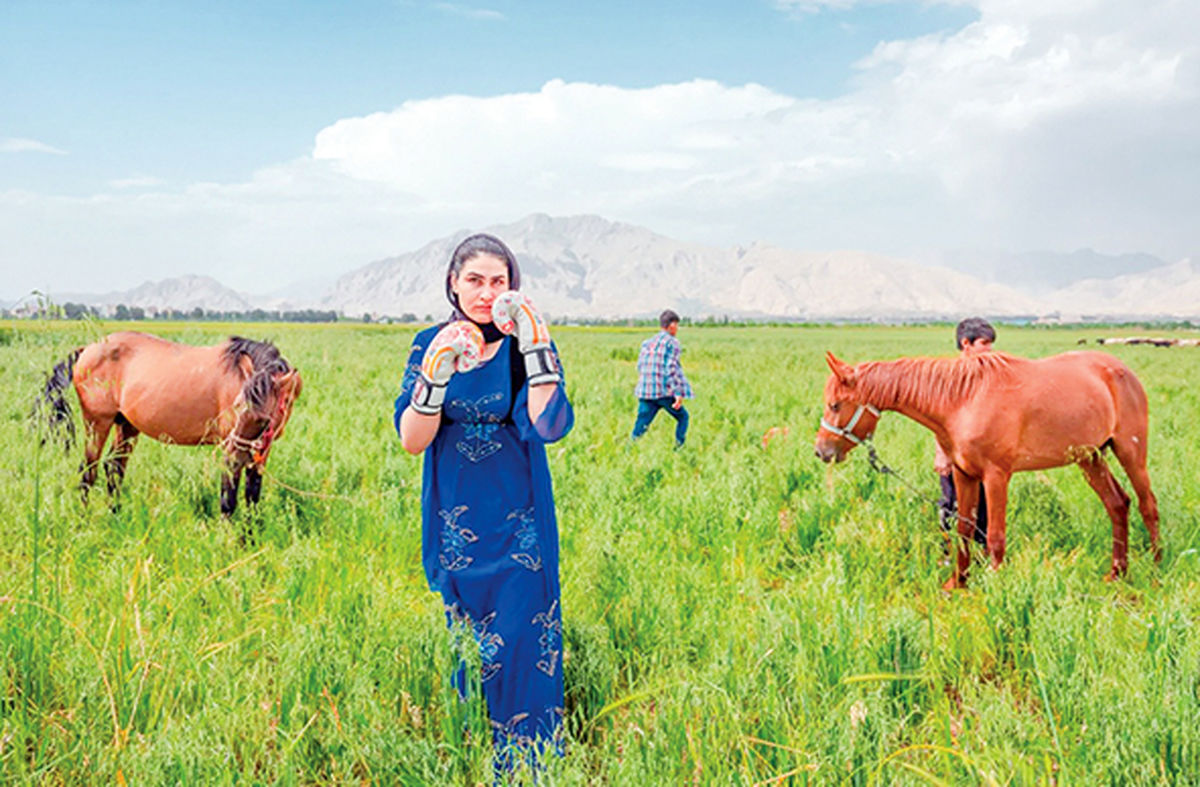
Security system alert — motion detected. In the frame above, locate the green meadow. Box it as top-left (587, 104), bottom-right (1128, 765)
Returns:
top-left (2, 320), bottom-right (1199, 784)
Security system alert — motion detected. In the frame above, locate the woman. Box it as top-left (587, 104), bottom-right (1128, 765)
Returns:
top-left (394, 233), bottom-right (573, 770)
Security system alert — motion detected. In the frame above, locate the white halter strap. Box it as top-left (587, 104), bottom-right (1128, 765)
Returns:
top-left (820, 403), bottom-right (881, 446)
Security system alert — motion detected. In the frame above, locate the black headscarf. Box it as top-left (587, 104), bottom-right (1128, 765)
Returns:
top-left (445, 232), bottom-right (522, 343)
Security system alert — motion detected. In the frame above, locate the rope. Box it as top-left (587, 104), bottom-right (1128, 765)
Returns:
top-left (258, 465), bottom-right (367, 505)
top-left (863, 440), bottom-right (982, 532)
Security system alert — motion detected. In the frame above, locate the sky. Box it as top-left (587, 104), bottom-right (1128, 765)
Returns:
top-left (2, 0), bottom-right (1197, 298)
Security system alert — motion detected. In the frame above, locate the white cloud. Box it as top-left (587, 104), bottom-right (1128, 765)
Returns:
top-left (773, 0), bottom-right (877, 13)
top-left (1, 137), bottom-right (67, 155)
top-left (2, 0), bottom-right (1197, 297)
top-left (110, 175), bottom-right (167, 189)
top-left (311, 79), bottom-right (797, 212)
top-left (432, 3), bottom-right (504, 21)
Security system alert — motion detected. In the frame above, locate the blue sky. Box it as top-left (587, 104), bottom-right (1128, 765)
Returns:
top-left (3, 0), bottom-right (974, 191)
top-left (2, 0), bottom-right (1197, 296)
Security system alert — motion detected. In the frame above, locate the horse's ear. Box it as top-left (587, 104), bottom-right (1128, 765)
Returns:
top-left (274, 368), bottom-right (301, 396)
top-left (237, 355), bottom-right (254, 379)
top-left (825, 352), bottom-right (853, 384)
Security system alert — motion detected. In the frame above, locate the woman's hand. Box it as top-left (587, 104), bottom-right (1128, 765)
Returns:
top-left (934, 441), bottom-right (953, 476)
top-left (410, 321), bottom-right (485, 415)
top-left (401, 322), bottom-right (484, 454)
top-left (492, 291), bottom-right (561, 386)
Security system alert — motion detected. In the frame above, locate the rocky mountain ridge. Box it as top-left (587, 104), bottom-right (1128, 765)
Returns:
top-left (30, 215), bottom-right (1200, 320)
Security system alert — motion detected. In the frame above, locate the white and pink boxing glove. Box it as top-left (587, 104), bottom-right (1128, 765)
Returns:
top-left (410, 321), bottom-right (485, 414)
top-left (492, 291), bottom-right (561, 386)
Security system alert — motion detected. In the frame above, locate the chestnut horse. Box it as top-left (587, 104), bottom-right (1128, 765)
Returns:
top-left (37, 332), bottom-right (301, 516)
top-left (814, 350), bottom-right (1160, 589)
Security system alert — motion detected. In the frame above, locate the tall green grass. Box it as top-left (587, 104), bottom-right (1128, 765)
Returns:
top-left (2, 320), bottom-right (1198, 783)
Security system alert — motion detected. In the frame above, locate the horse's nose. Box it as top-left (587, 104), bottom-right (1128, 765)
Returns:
top-left (814, 443), bottom-right (835, 463)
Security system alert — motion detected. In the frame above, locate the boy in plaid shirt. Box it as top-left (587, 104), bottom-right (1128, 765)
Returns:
top-left (631, 309), bottom-right (694, 447)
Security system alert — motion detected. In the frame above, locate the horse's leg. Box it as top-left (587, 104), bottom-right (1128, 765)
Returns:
top-left (1110, 438), bottom-right (1161, 564)
top-left (244, 464), bottom-right (262, 506)
top-left (980, 469), bottom-right (1012, 571)
top-left (944, 467), bottom-right (981, 590)
top-left (80, 414), bottom-right (114, 503)
top-left (220, 454), bottom-right (245, 518)
top-left (1078, 453), bottom-right (1132, 579)
top-left (239, 464), bottom-right (264, 547)
top-left (105, 414), bottom-right (140, 499)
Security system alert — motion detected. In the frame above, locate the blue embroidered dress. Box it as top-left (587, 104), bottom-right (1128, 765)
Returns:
top-left (394, 325), bottom-right (573, 763)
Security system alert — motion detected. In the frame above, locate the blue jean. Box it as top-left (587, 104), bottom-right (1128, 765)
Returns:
top-left (631, 397), bottom-right (689, 446)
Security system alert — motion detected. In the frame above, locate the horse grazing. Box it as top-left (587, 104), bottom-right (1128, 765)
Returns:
top-left (814, 350), bottom-right (1160, 589)
top-left (36, 332), bottom-right (301, 516)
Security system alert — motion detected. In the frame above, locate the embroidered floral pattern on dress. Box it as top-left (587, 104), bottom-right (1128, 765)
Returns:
top-left (490, 711), bottom-right (534, 749)
top-left (446, 603), bottom-right (506, 682)
top-left (402, 364), bottom-right (421, 389)
top-left (507, 507), bottom-right (542, 571)
top-left (438, 505), bottom-right (477, 571)
top-left (531, 600), bottom-right (562, 677)
top-left (451, 392), bottom-right (505, 462)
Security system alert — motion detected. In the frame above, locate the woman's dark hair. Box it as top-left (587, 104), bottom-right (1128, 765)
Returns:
top-left (445, 233), bottom-right (521, 319)
top-left (955, 317), bottom-right (996, 349)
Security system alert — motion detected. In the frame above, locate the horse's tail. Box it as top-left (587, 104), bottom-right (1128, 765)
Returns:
top-left (33, 348), bottom-right (82, 449)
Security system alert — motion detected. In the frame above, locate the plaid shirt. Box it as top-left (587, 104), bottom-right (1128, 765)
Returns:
top-left (634, 330), bottom-right (693, 400)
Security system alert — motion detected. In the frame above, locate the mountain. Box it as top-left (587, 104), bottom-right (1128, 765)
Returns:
top-left (1051, 258), bottom-right (1200, 318)
top-left (25, 216), bottom-right (1199, 320)
top-left (51, 275), bottom-right (254, 313)
top-left (926, 249), bottom-right (1168, 294)
top-left (322, 214), bottom-right (1045, 320)
top-left (246, 275), bottom-right (338, 311)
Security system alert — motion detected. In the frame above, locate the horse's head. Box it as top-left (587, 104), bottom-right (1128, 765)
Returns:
top-left (229, 363), bottom-right (302, 465)
top-left (815, 352), bottom-right (880, 463)
top-left (258, 368), bottom-right (302, 458)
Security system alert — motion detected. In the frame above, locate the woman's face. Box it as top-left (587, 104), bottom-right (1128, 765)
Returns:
top-left (452, 253), bottom-right (510, 324)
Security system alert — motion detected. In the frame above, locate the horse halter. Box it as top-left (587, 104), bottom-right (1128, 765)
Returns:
top-left (820, 403), bottom-right (881, 446)
top-left (224, 385), bottom-right (296, 466)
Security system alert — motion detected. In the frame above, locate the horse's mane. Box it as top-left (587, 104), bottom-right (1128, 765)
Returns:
top-left (855, 352), bottom-right (1019, 412)
top-left (223, 337), bottom-right (290, 410)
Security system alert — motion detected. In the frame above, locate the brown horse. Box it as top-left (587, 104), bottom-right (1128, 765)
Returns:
top-left (814, 350), bottom-right (1160, 589)
top-left (37, 332), bottom-right (301, 516)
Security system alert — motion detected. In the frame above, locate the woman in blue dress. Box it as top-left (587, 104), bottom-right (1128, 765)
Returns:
top-left (394, 233), bottom-right (573, 771)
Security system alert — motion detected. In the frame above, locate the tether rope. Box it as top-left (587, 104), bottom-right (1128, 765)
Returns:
top-left (258, 465), bottom-right (370, 505)
top-left (861, 439), bottom-right (984, 533)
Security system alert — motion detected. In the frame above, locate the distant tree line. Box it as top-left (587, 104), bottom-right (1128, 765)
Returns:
top-left (138, 307), bottom-right (343, 323)
top-left (3, 302), bottom-right (1195, 330)
top-left (6, 303), bottom-right (342, 322)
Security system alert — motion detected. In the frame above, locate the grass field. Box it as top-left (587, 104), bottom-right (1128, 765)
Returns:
top-left (2, 319), bottom-right (1199, 784)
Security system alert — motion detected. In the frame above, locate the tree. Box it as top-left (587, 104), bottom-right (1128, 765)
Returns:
top-left (114, 304), bottom-right (130, 320)
top-left (63, 302), bottom-right (93, 320)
